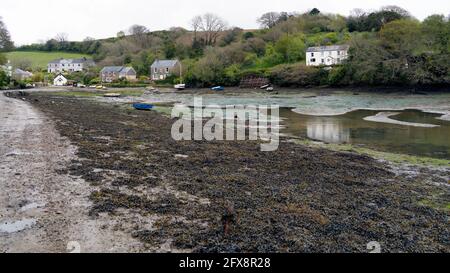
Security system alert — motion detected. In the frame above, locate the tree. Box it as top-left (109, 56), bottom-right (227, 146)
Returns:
top-left (257, 12), bottom-right (280, 29)
top-left (55, 33), bottom-right (68, 43)
top-left (129, 25), bottom-right (149, 36)
top-left (128, 25), bottom-right (150, 47)
top-left (117, 31), bottom-right (126, 38)
top-left (221, 27), bottom-right (242, 46)
top-left (0, 17), bottom-right (14, 51)
top-left (422, 15), bottom-right (450, 53)
top-left (309, 8), bottom-right (321, 16)
top-left (190, 13), bottom-right (227, 46)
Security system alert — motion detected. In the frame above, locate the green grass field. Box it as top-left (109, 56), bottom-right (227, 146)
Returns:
top-left (5, 51), bottom-right (92, 70)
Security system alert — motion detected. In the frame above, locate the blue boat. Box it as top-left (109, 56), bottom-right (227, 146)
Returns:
top-left (211, 86), bottom-right (224, 91)
top-left (133, 103), bottom-right (154, 111)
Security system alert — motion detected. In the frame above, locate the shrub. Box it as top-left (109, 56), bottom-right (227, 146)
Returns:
top-left (269, 63), bottom-right (321, 87)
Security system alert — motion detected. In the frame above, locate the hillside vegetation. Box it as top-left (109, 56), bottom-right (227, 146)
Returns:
top-left (4, 6), bottom-right (450, 88)
top-left (5, 51), bottom-right (92, 70)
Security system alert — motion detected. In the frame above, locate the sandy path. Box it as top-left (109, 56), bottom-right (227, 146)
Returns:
top-left (0, 94), bottom-right (142, 253)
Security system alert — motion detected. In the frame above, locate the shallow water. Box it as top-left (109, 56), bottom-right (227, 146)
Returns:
top-left (281, 109), bottom-right (450, 159)
top-left (116, 90), bottom-right (450, 159)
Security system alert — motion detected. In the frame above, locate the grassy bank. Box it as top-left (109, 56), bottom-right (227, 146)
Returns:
top-left (6, 51), bottom-right (92, 70)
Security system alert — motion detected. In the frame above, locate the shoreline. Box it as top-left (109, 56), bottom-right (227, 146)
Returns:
top-left (7, 92), bottom-right (448, 253)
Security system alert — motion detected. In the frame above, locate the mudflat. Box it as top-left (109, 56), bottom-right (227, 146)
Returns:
top-left (2, 92), bottom-right (449, 253)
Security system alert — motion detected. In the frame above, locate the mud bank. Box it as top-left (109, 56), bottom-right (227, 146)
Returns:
top-left (363, 112), bottom-right (441, 128)
top-left (14, 92), bottom-right (450, 253)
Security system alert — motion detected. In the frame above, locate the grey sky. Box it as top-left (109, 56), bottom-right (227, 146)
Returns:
top-left (2, 0), bottom-right (449, 45)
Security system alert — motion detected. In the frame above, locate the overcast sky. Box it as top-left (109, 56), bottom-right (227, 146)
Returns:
top-left (2, 0), bottom-right (449, 45)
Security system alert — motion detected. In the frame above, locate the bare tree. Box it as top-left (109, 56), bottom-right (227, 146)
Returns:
top-left (128, 25), bottom-right (150, 47)
top-left (257, 12), bottom-right (280, 29)
top-left (55, 33), bottom-right (68, 43)
top-left (190, 13), bottom-right (227, 46)
top-left (381, 5), bottom-right (411, 18)
top-left (128, 25), bottom-right (149, 36)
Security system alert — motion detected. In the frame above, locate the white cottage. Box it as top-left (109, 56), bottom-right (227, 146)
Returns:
top-left (306, 45), bottom-right (349, 66)
top-left (53, 74), bottom-right (68, 86)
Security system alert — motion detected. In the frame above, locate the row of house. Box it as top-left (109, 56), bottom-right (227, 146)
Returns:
top-left (48, 57), bottom-right (95, 73)
top-left (47, 45), bottom-right (349, 85)
top-left (47, 57), bottom-right (179, 83)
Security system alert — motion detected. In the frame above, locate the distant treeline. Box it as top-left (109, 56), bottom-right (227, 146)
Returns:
top-left (4, 6), bottom-right (450, 87)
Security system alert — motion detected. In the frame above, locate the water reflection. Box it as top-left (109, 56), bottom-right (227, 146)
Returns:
top-left (281, 108), bottom-right (450, 159)
top-left (306, 118), bottom-right (350, 143)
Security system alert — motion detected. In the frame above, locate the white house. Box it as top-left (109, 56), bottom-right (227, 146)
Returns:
top-left (48, 57), bottom-right (95, 73)
top-left (306, 45), bottom-right (349, 66)
top-left (53, 74), bottom-right (68, 86)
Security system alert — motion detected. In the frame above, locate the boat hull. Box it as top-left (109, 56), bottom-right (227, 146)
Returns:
top-left (133, 103), bottom-right (154, 111)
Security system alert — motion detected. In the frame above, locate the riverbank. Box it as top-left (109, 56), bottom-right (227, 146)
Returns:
top-left (6, 91), bottom-right (448, 253)
top-left (0, 94), bottom-right (143, 252)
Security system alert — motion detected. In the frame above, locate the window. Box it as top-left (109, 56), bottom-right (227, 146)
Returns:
top-left (166, 67), bottom-right (169, 73)
top-left (337, 58), bottom-right (341, 63)
top-left (337, 51), bottom-right (341, 56)
top-left (154, 68), bottom-right (157, 73)
top-left (311, 53), bottom-right (314, 57)
top-left (311, 58), bottom-right (316, 62)
top-left (321, 59), bottom-right (325, 64)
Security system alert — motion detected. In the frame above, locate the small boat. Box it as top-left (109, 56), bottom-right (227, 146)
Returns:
top-left (133, 103), bottom-right (154, 111)
top-left (174, 84), bottom-right (186, 90)
top-left (266, 87), bottom-right (274, 92)
top-left (260, 84), bottom-right (270, 89)
top-left (211, 86), bottom-right (224, 91)
top-left (103, 93), bottom-right (121, 98)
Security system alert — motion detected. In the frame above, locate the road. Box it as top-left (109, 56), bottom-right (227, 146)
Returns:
top-left (0, 93), bottom-right (141, 253)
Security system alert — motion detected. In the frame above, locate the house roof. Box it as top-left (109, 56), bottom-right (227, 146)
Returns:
top-left (48, 57), bottom-right (94, 65)
top-left (54, 73), bottom-right (67, 79)
top-left (100, 66), bottom-right (136, 74)
top-left (306, 45), bottom-right (349, 53)
top-left (101, 66), bottom-right (125, 73)
top-left (151, 59), bottom-right (178, 69)
top-left (14, 68), bottom-right (33, 76)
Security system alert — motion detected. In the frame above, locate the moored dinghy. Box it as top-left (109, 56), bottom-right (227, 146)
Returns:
top-left (211, 86), bottom-right (224, 91)
top-left (133, 103), bottom-right (154, 111)
top-left (174, 84), bottom-right (186, 90)
top-left (103, 93), bottom-right (121, 98)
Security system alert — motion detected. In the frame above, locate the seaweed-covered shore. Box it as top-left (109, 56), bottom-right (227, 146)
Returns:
top-left (21, 92), bottom-right (449, 253)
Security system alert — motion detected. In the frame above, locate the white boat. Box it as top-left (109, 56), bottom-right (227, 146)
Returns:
top-left (266, 87), bottom-right (274, 92)
top-left (174, 84), bottom-right (186, 90)
top-left (103, 93), bottom-right (121, 98)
